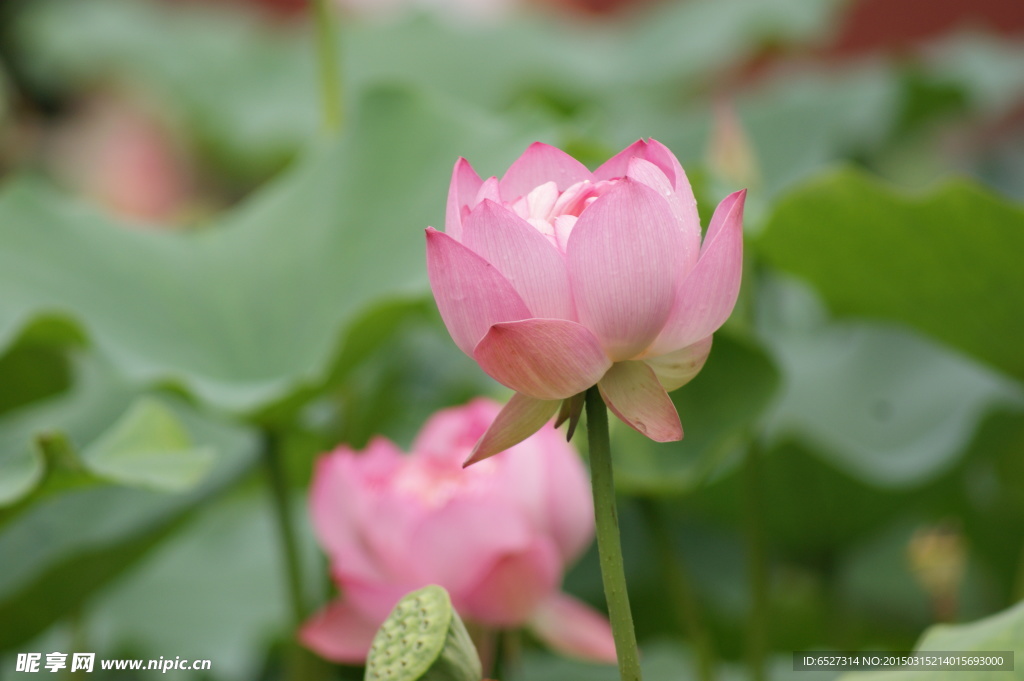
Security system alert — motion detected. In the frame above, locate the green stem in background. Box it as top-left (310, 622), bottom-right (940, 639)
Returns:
top-left (1015, 540), bottom-right (1024, 602)
top-left (262, 433), bottom-right (319, 681)
top-left (585, 387), bottom-right (643, 681)
top-left (480, 627), bottom-right (521, 681)
top-left (742, 437), bottom-right (768, 681)
top-left (736, 251), bottom-right (769, 681)
top-left (466, 624), bottom-right (499, 680)
top-left (1015, 543), bottom-right (1024, 602)
top-left (638, 499), bottom-right (717, 681)
top-left (500, 629), bottom-right (522, 681)
top-left (69, 605), bottom-right (87, 654)
top-left (312, 0), bottom-right (342, 134)
top-left (263, 433), bottom-right (306, 627)
top-left (64, 607), bottom-right (87, 680)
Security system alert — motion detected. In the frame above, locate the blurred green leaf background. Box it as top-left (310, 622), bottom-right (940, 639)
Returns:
top-left (0, 0), bottom-right (1022, 678)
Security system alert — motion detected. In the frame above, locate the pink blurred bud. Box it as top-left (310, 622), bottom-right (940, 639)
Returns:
top-left (707, 100), bottom-right (760, 190)
top-left (425, 140), bottom-right (745, 462)
top-left (300, 398), bottom-right (616, 664)
top-left (48, 94), bottom-right (192, 226)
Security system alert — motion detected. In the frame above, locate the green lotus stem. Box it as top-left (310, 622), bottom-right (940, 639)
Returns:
top-left (312, 0), bottom-right (342, 134)
top-left (262, 433), bottom-right (320, 681)
top-left (585, 387), bottom-right (642, 681)
top-left (465, 624), bottom-right (498, 679)
top-left (638, 499), bottom-right (716, 681)
top-left (499, 629), bottom-right (522, 681)
top-left (1015, 543), bottom-right (1024, 602)
top-left (742, 438), bottom-right (768, 681)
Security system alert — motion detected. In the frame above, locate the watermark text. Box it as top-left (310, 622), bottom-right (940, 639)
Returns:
top-left (15, 652), bottom-right (212, 674)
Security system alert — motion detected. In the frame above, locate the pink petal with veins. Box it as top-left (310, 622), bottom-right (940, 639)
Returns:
top-left (648, 190), bottom-right (745, 356)
top-left (566, 179), bottom-right (685, 360)
top-left (425, 227), bottom-right (531, 356)
top-left (500, 142), bottom-right (592, 200)
top-left (598, 360), bottom-right (682, 441)
top-left (462, 200), bottom-right (574, 320)
top-left (473, 318), bottom-right (611, 400)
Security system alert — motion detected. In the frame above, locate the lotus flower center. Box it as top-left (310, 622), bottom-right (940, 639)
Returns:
top-left (509, 179), bottom-right (618, 252)
top-left (393, 457), bottom-right (495, 508)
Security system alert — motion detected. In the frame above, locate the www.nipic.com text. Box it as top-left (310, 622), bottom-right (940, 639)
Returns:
top-left (14, 652), bottom-right (213, 674)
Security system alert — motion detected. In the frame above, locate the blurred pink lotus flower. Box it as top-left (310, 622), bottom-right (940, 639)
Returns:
top-left (48, 94), bottom-right (192, 225)
top-left (300, 398), bottom-right (616, 664)
top-left (426, 139), bottom-right (745, 464)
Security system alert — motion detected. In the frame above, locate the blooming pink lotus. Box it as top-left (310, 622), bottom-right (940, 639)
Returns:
top-left (300, 399), bottom-right (616, 664)
top-left (426, 139), bottom-right (745, 464)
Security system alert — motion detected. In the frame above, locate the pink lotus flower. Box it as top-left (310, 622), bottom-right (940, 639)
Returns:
top-left (300, 398), bottom-right (616, 664)
top-left (426, 139), bottom-right (745, 464)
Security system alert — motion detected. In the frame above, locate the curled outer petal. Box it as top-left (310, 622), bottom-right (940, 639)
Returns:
top-left (592, 138), bottom-right (649, 181)
top-left (598, 360), bottom-right (682, 442)
top-left (425, 227), bottom-right (531, 356)
top-left (594, 138), bottom-right (696, 202)
top-left (473, 319), bottom-right (612, 401)
top-left (445, 157), bottom-right (484, 241)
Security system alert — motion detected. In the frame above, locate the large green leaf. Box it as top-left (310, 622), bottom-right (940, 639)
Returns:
top-left (0, 383), bottom-right (257, 649)
top-left (757, 276), bottom-right (1021, 488)
top-left (837, 600), bottom-right (1024, 681)
top-left (0, 86), bottom-right (538, 413)
top-left (756, 169), bottom-right (1024, 382)
top-left (13, 0), bottom-right (847, 179)
top-left (81, 396), bottom-right (216, 493)
top-left (666, 403), bottom-right (1024, 648)
top-left (345, 0), bottom-right (845, 110)
top-left (0, 328), bottom-right (74, 418)
top-left (726, 69), bottom-right (897, 197)
top-left (17, 0), bottom-right (844, 108)
top-left (0, 349), bottom-right (236, 506)
top-left (81, 492), bottom-right (318, 681)
top-left (926, 36), bottom-right (1024, 118)
top-left (0, 354), bottom-right (135, 506)
top-left (13, 0), bottom-right (317, 179)
top-left (327, 309), bottom-right (496, 451)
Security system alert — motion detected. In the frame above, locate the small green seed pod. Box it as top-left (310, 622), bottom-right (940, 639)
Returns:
top-left (364, 585), bottom-right (482, 681)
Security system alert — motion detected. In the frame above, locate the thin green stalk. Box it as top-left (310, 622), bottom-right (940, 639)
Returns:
top-left (312, 0), bottom-right (342, 134)
top-left (585, 387), bottom-right (642, 681)
top-left (638, 499), bottom-right (716, 681)
top-left (262, 433), bottom-right (319, 681)
top-left (742, 438), bottom-right (768, 681)
top-left (263, 434), bottom-right (306, 627)
top-left (500, 630), bottom-right (522, 681)
top-left (65, 607), bottom-right (86, 680)
top-left (466, 624), bottom-right (499, 680)
top-left (1015, 542), bottom-right (1024, 602)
